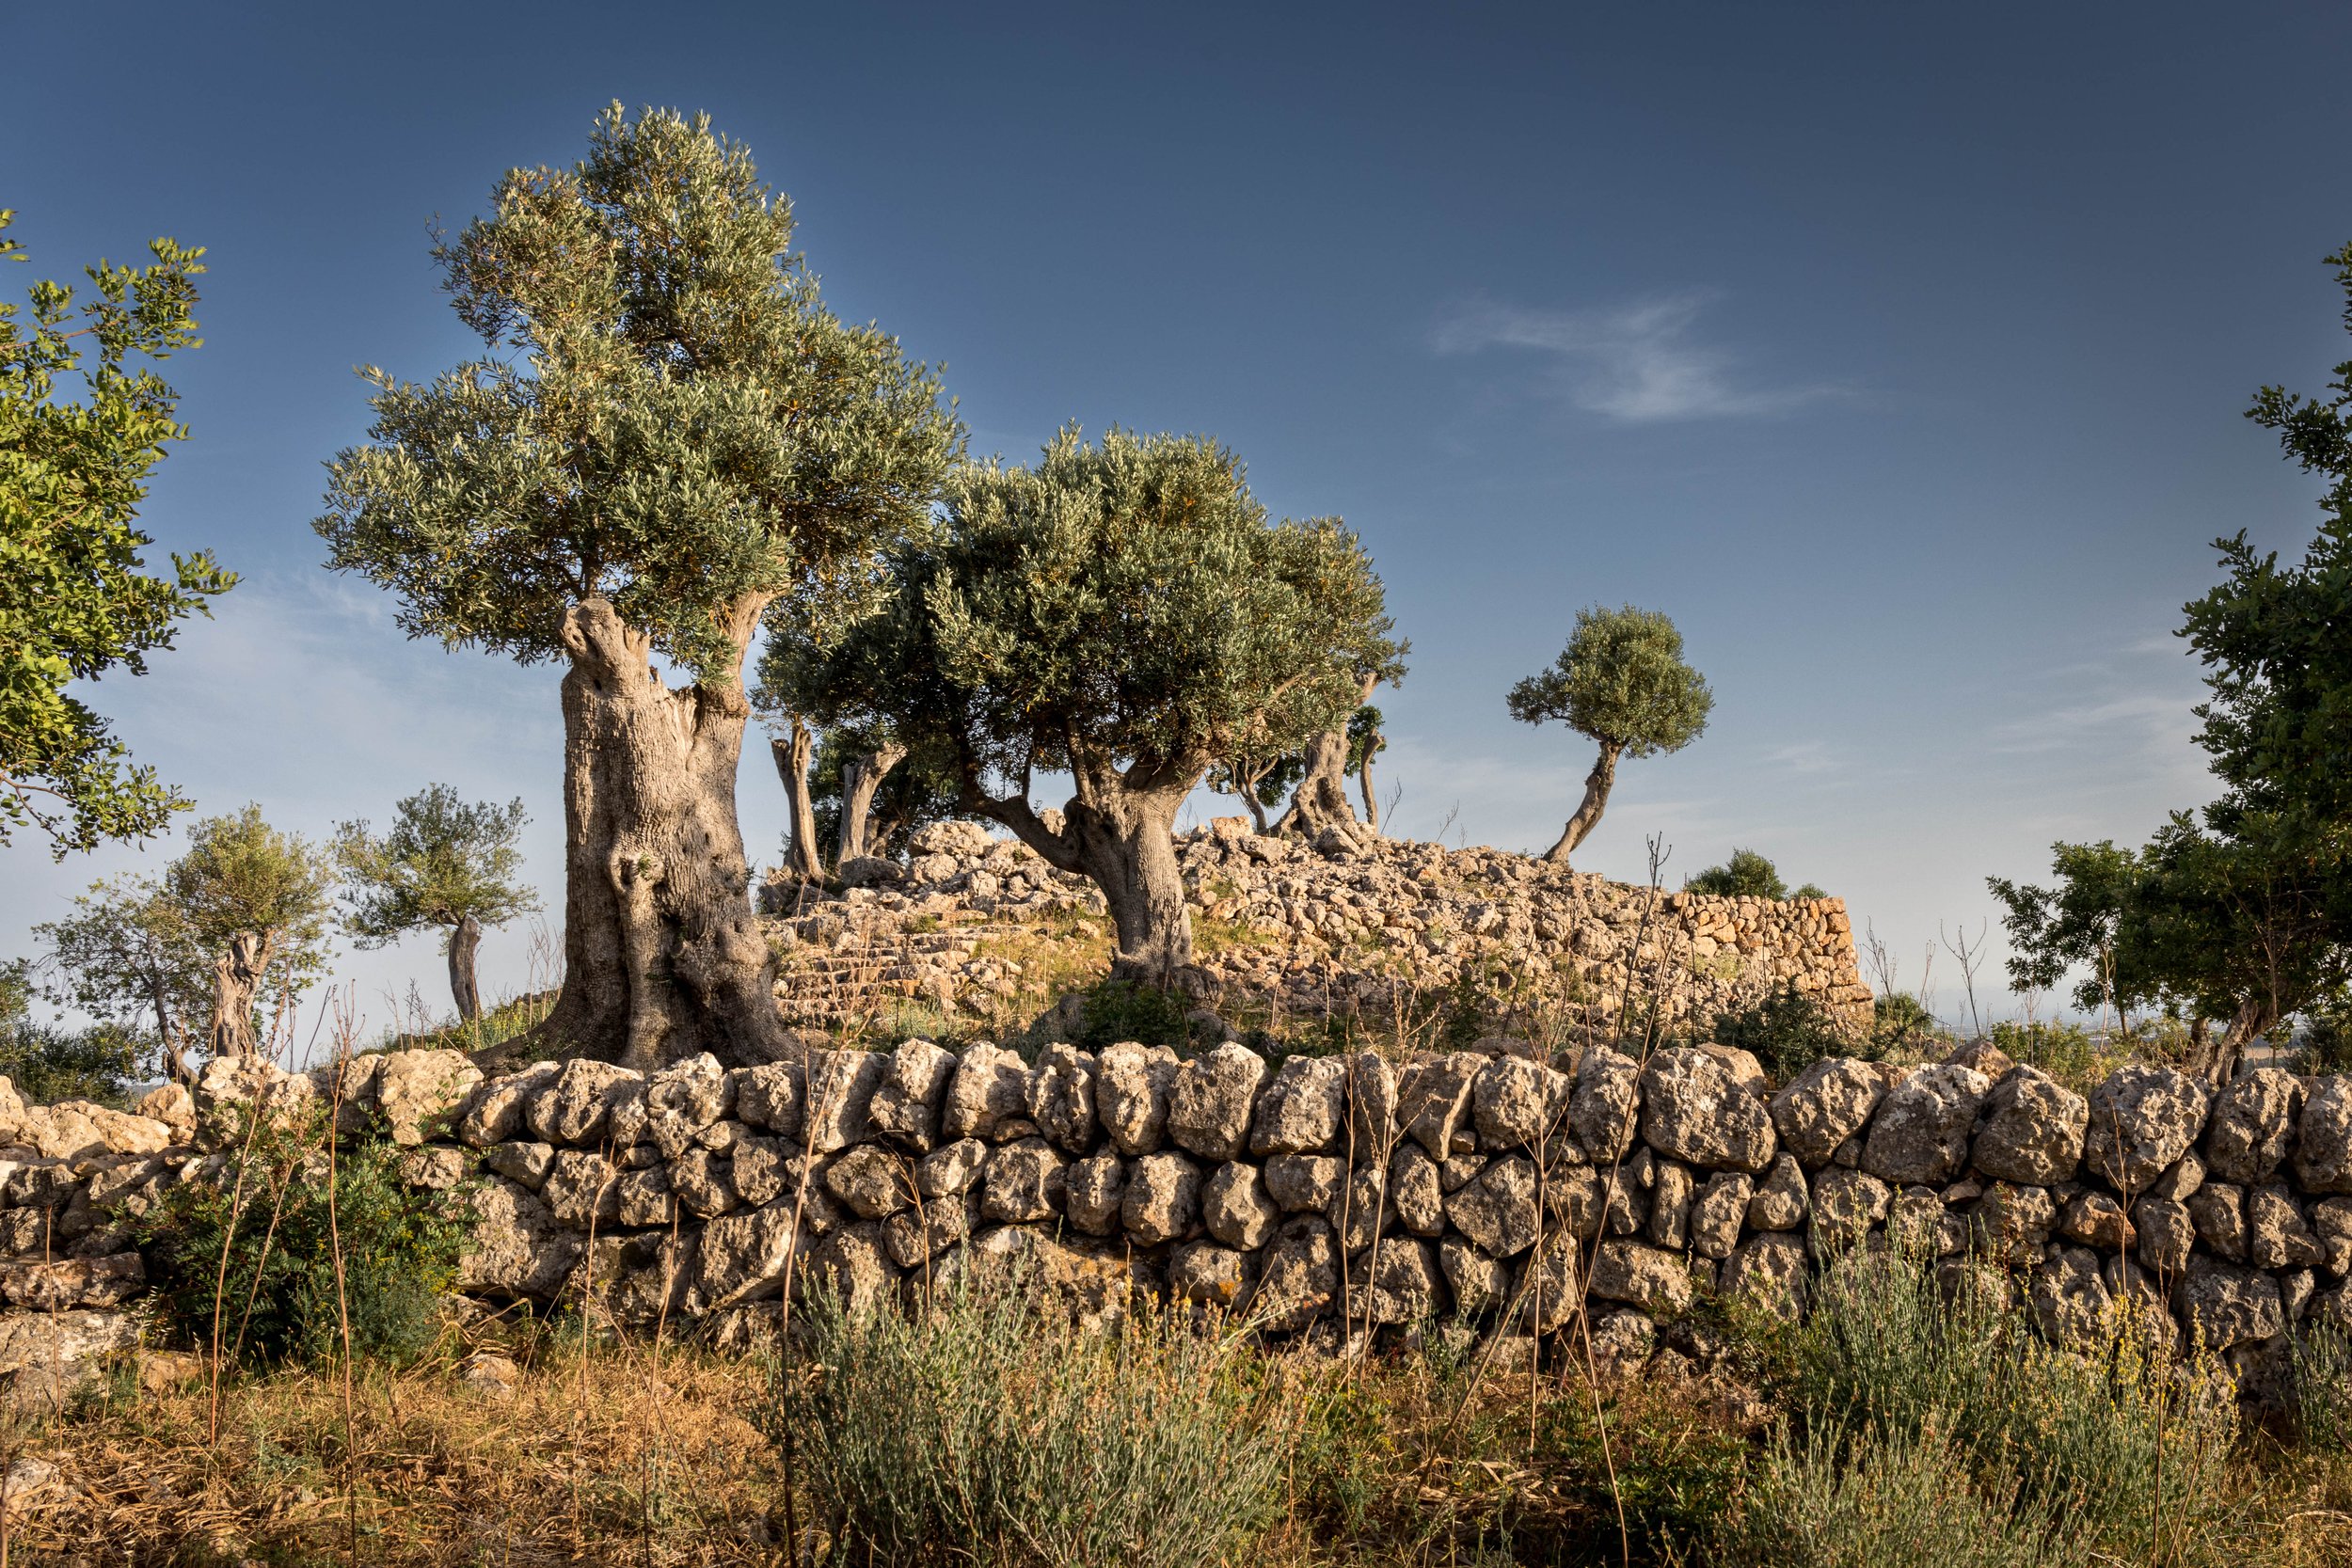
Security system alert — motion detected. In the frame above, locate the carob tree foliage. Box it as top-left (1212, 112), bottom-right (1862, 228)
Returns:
top-left (811, 426), bottom-right (1400, 984)
top-left (317, 105), bottom-right (960, 1068)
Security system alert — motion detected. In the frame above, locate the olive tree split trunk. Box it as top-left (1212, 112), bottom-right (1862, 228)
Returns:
top-left (532, 597), bottom-right (796, 1071)
top-left (1541, 739), bottom-right (1622, 864)
top-left (837, 742), bottom-right (907, 863)
top-left (447, 912), bottom-right (484, 1022)
top-left (977, 780), bottom-right (1195, 986)
top-left (1279, 727), bottom-right (1358, 839)
top-left (772, 720), bottom-right (824, 881)
top-left (207, 930), bottom-right (271, 1060)
top-left (1359, 749), bottom-right (1380, 833)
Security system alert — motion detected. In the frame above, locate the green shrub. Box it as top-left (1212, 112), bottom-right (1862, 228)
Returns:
top-left (136, 1102), bottom-right (473, 1370)
top-left (771, 1277), bottom-right (1295, 1568)
top-left (1984, 1020), bottom-right (2118, 1093)
top-left (2295, 1000), bottom-right (2352, 1075)
top-left (0, 961), bottom-right (140, 1106)
top-left (1712, 984), bottom-right (1862, 1082)
top-left (1790, 1245), bottom-right (2239, 1560)
top-left (1867, 991), bottom-right (1946, 1060)
top-left (1685, 847), bottom-right (1791, 900)
top-left (1712, 1417), bottom-right (2090, 1568)
top-left (1069, 978), bottom-right (1191, 1053)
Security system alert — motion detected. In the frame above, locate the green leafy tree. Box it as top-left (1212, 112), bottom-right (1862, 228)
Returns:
top-left (811, 427), bottom-right (1401, 982)
top-left (1207, 749), bottom-right (1305, 835)
top-left (36, 804), bottom-right (334, 1072)
top-left (0, 211), bottom-right (235, 854)
top-left (0, 960), bottom-right (139, 1106)
top-left (809, 726), bottom-right (958, 863)
top-left (1994, 243), bottom-right (2352, 1083)
top-left (335, 785), bottom-right (537, 1022)
top-left (1507, 605), bottom-right (1711, 863)
top-left (315, 105), bottom-right (960, 1068)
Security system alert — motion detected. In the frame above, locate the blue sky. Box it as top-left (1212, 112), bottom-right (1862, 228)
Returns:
top-left (8, 2), bottom-right (2351, 1033)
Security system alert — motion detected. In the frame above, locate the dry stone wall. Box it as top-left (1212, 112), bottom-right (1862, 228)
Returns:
top-left (14, 1034), bottom-right (2352, 1404)
top-left (764, 819), bottom-right (1873, 1037)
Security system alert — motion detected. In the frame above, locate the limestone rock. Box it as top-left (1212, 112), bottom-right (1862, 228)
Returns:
top-left (825, 1145), bottom-right (917, 1220)
top-left (1809, 1167), bottom-right (1891, 1252)
top-left (399, 1144), bottom-right (469, 1191)
top-left (1639, 1047), bottom-right (1776, 1173)
top-left (2250, 1183), bottom-right (2324, 1270)
top-left (461, 1064), bottom-right (560, 1148)
top-left (1064, 1154), bottom-right (1126, 1236)
top-left (1168, 1240), bottom-right (1255, 1307)
top-left (1511, 1228), bottom-right (1582, 1333)
top-left (1264, 1153), bottom-right (1343, 1213)
top-left (668, 1147), bottom-right (738, 1218)
top-left (1345, 1236), bottom-right (1441, 1323)
top-left (1860, 1065), bottom-right (1991, 1186)
top-left (2057, 1189), bottom-right (2133, 1251)
top-left (803, 1050), bottom-right (887, 1153)
top-left (2175, 1255), bottom-right (2283, 1351)
top-left (941, 1043), bottom-right (1031, 1143)
top-left (615, 1167), bottom-right (675, 1229)
top-left (1969, 1181), bottom-right (2057, 1266)
top-left (2187, 1181), bottom-right (2249, 1262)
top-left (1346, 1051), bottom-right (1400, 1151)
top-left (915, 1138), bottom-right (989, 1198)
top-left (1096, 1042), bottom-right (1180, 1156)
top-left (1588, 1240), bottom-right (1694, 1315)
top-left (1390, 1143), bottom-right (1445, 1237)
top-left (460, 1179), bottom-right (581, 1300)
top-left (1250, 1054), bottom-right (1346, 1156)
top-left (2084, 1065), bottom-right (2211, 1196)
top-left (1202, 1161), bottom-right (1279, 1250)
top-left (367, 1049), bottom-right (484, 1146)
top-left (980, 1137), bottom-right (1068, 1224)
top-left (1470, 1055), bottom-right (1567, 1151)
top-left (543, 1150), bottom-right (622, 1227)
top-left (1971, 1067), bottom-right (2087, 1185)
top-left (867, 1038), bottom-right (958, 1152)
top-left (0, 1252), bottom-right (143, 1311)
top-left (2029, 1245), bottom-right (2113, 1345)
top-left (1690, 1171), bottom-right (1754, 1259)
top-left (529, 1060), bottom-right (642, 1147)
top-left (1648, 1158), bottom-right (1694, 1249)
top-left (1568, 1046), bottom-right (1641, 1161)
top-left (803, 1223), bottom-right (899, 1313)
top-left (1167, 1042), bottom-right (1268, 1163)
top-left (730, 1061), bottom-right (804, 1140)
top-left (2205, 1068), bottom-right (2303, 1184)
top-left (2133, 1196), bottom-right (2195, 1275)
top-left (2294, 1077), bottom-right (2352, 1195)
top-left (1026, 1044), bottom-right (1098, 1154)
top-left (1746, 1154), bottom-right (1808, 1231)
top-left (1331, 1164), bottom-right (1394, 1253)
top-left (1255, 1215), bottom-right (1340, 1331)
top-left (1768, 1058), bottom-right (1887, 1168)
top-left (1443, 1154), bottom-right (1539, 1258)
top-left (485, 1140), bottom-right (554, 1189)
top-left (1440, 1235), bottom-right (1512, 1317)
top-left (882, 1192), bottom-right (978, 1268)
top-left (1122, 1151), bottom-right (1201, 1244)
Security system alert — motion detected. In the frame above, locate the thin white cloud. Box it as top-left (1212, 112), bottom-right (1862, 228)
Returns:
top-left (1432, 289), bottom-right (1845, 422)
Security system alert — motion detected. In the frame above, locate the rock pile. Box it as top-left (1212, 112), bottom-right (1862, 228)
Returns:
top-left (764, 819), bottom-right (1872, 1037)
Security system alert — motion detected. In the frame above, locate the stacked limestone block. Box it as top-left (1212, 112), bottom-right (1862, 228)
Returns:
top-left (762, 818), bottom-right (1871, 1037)
top-left (421, 1041), bottom-right (2352, 1383)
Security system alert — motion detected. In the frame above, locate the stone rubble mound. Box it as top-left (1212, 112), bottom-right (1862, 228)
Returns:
top-left (763, 818), bottom-right (1872, 1037)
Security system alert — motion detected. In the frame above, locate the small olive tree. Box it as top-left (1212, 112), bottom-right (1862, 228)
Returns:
top-left (39, 805), bottom-right (334, 1069)
top-left (335, 785), bottom-right (538, 1022)
top-left (315, 106), bottom-right (959, 1068)
top-left (1508, 605), bottom-right (1711, 863)
top-left (815, 427), bottom-right (1400, 982)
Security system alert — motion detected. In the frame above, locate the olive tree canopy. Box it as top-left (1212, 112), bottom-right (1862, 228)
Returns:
top-left (1508, 604), bottom-right (1711, 863)
top-left (814, 426), bottom-right (1400, 981)
top-left (315, 104), bottom-right (960, 1068)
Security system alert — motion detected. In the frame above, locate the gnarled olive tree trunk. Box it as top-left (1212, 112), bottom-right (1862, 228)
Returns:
top-left (447, 912), bottom-right (483, 1022)
top-left (771, 718), bottom-right (824, 881)
top-left (532, 597), bottom-right (795, 1071)
top-left (837, 741), bottom-right (907, 863)
top-left (1279, 675), bottom-right (1375, 841)
top-left (977, 771), bottom-right (1196, 986)
top-left (1541, 739), bottom-right (1622, 864)
top-left (207, 930), bottom-right (271, 1059)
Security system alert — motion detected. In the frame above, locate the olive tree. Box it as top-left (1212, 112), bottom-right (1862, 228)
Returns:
top-left (1, 210), bottom-right (235, 854)
top-left (38, 804), bottom-right (334, 1069)
top-left (315, 106), bottom-right (959, 1068)
top-left (815, 427), bottom-right (1400, 983)
top-left (1507, 605), bottom-right (1711, 863)
top-left (334, 785), bottom-right (538, 1022)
